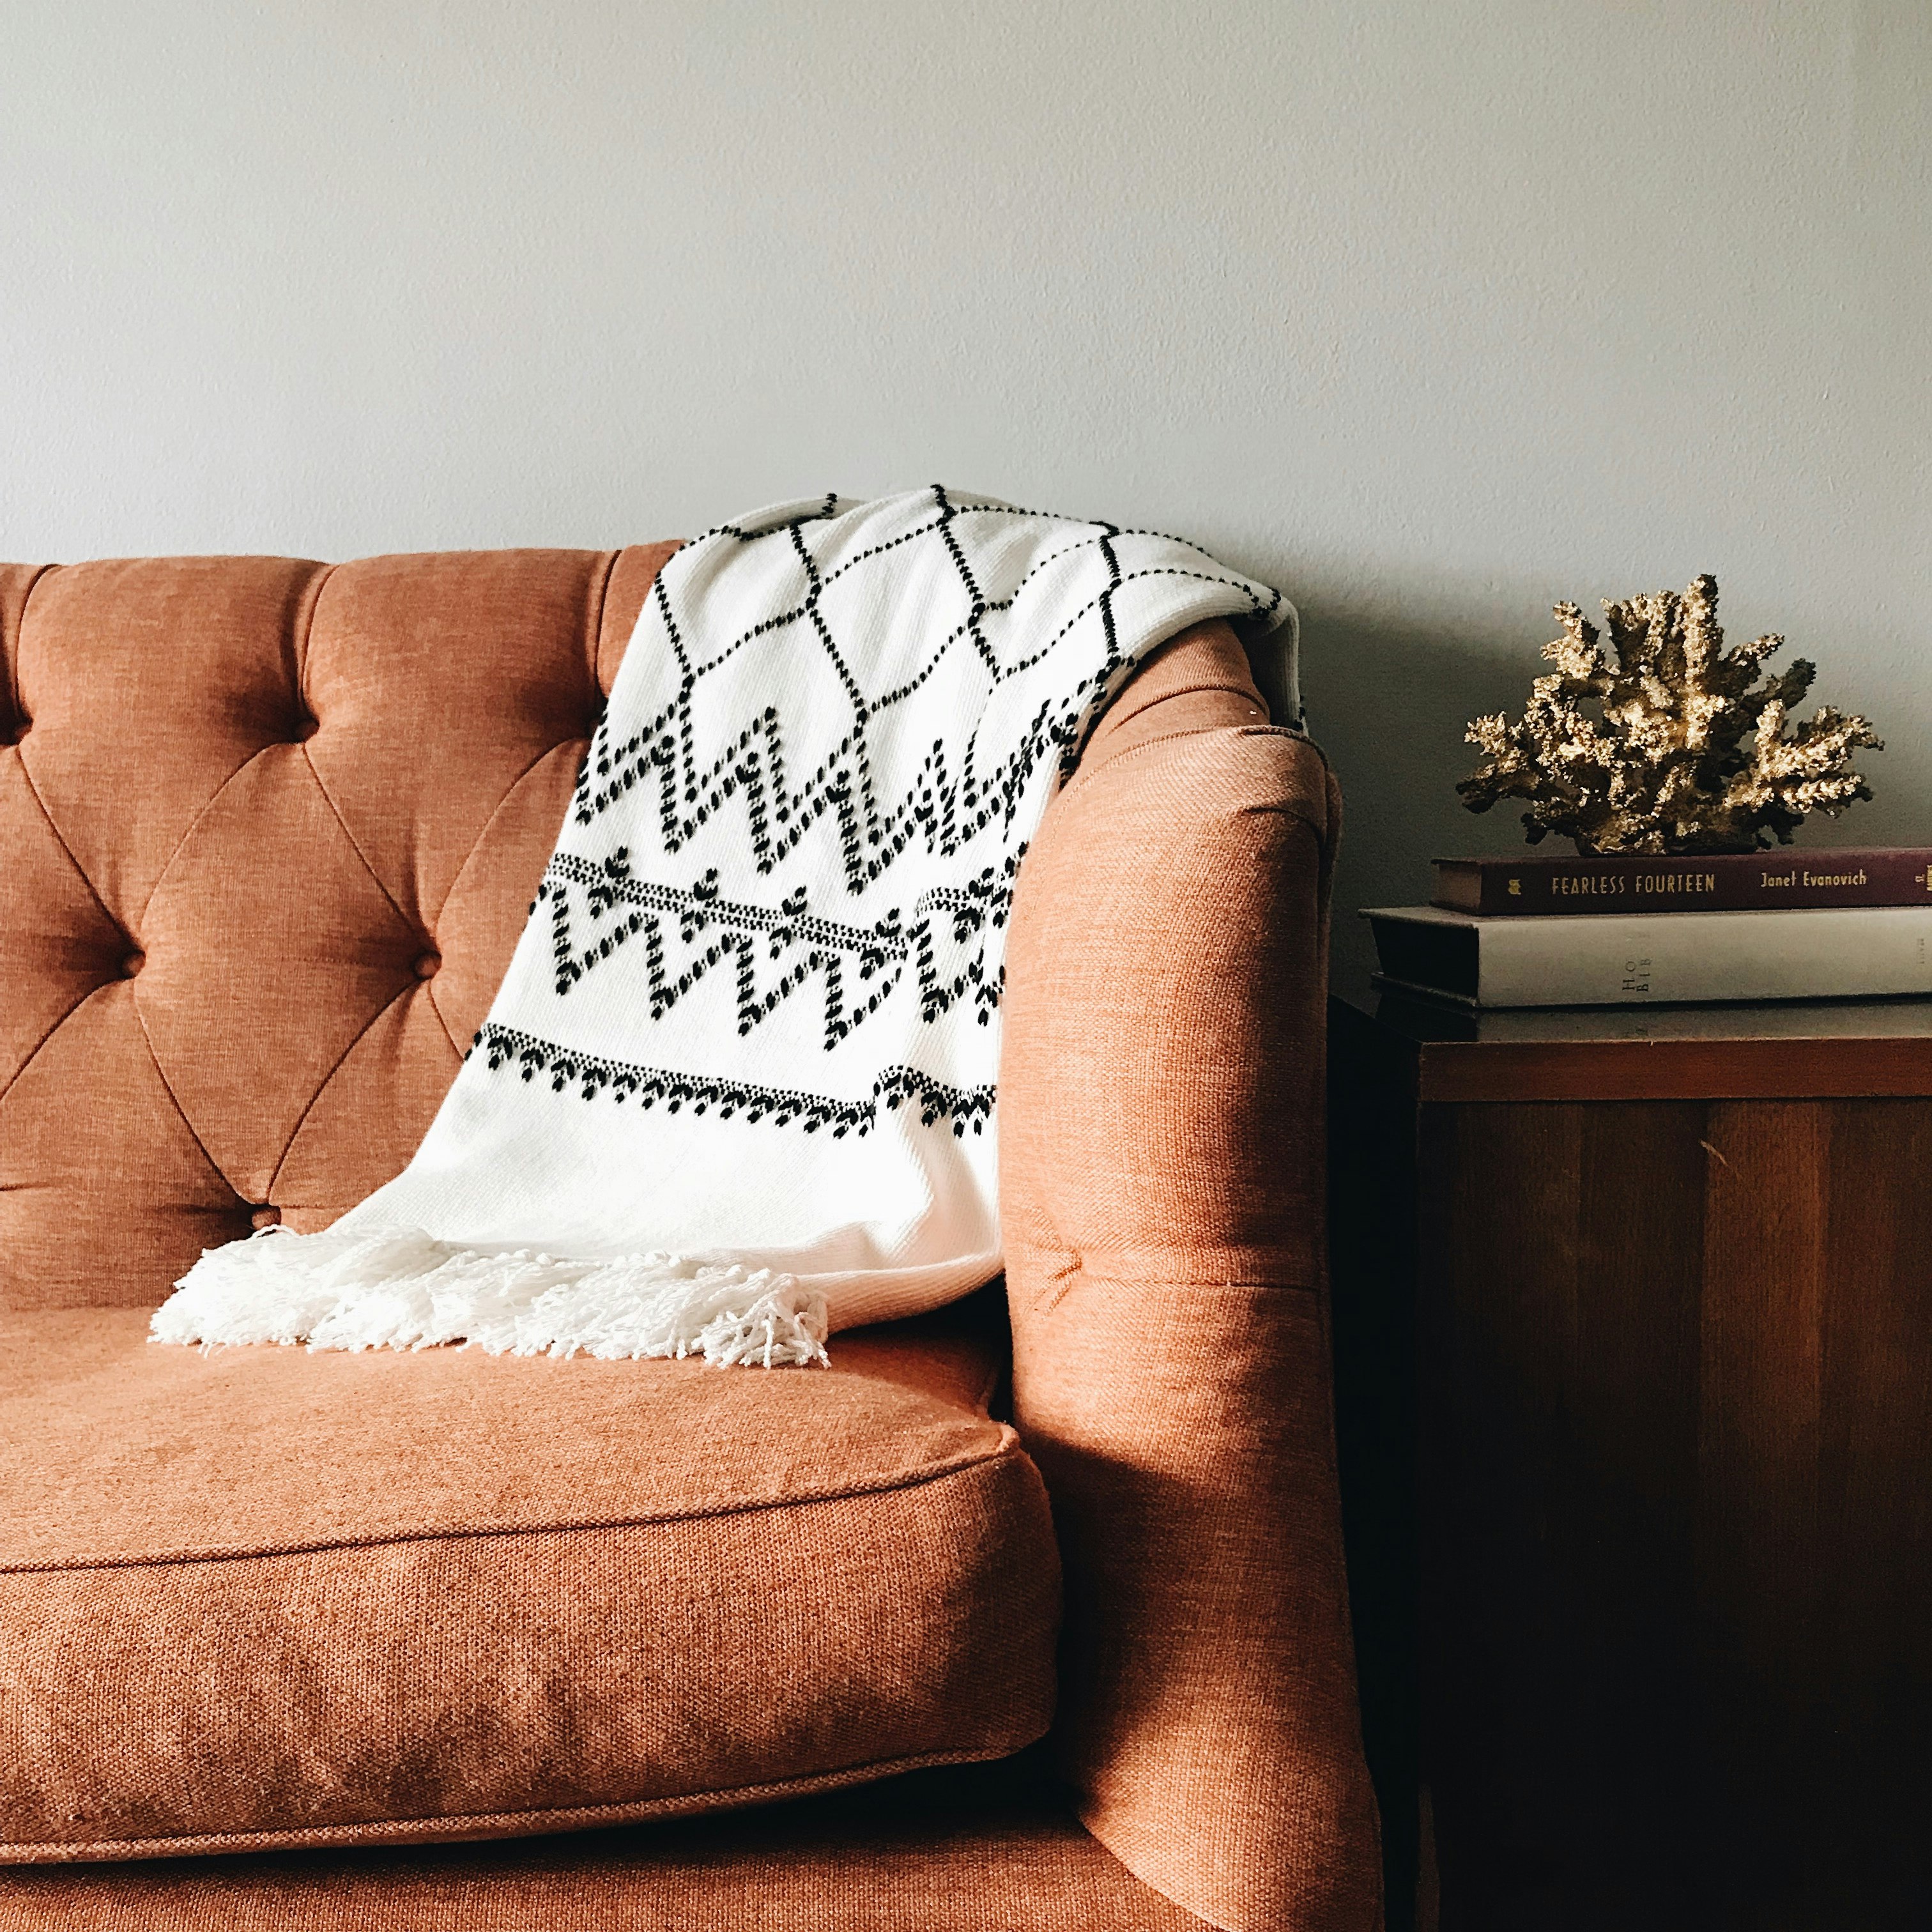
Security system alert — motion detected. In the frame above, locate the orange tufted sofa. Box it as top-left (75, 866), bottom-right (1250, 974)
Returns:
top-left (0, 547), bottom-right (1380, 1931)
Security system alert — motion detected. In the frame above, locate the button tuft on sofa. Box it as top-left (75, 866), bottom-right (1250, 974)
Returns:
top-left (0, 545), bottom-right (1381, 1929)
top-left (414, 951), bottom-right (441, 980)
top-left (119, 951), bottom-right (144, 979)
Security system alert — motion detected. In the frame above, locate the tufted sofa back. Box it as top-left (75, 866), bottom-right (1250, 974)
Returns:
top-left (0, 544), bottom-right (1381, 1929)
top-left (0, 547), bottom-right (675, 1310)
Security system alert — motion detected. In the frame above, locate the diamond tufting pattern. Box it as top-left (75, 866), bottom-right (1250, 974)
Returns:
top-left (0, 542), bottom-right (677, 1310)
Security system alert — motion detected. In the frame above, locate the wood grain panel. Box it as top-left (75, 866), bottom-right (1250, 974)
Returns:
top-left (1566, 1104), bottom-right (1706, 1898)
top-left (1418, 1103), bottom-right (1709, 1928)
top-left (1328, 1012), bottom-right (1424, 1927)
top-left (1328, 1001), bottom-right (1932, 1929)
top-left (1416, 1036), bottom-right (1932, 1103)
top-left (1697, 1102), bottom-right (1829, 1910)
top-left (1419, 1101), bottom-right (1586, 1918)
top-left (1814, 1103), bottom-right (1932, 1918)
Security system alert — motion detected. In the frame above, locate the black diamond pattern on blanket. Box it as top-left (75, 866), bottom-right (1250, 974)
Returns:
top-left (155, 488), bottom-right (1292, 1373)
top-left (464, 486), bottom-right (1285, 1126)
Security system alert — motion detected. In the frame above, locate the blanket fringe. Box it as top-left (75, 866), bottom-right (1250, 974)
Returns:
top-left (150, 1225), bottom-right (829, 1368)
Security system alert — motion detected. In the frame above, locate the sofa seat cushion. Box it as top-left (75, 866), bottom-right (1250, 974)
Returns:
top-left (0, 1776), bottom-right (1214, 1931)
top-left (0, 1298), bottom-right (1057, 1862)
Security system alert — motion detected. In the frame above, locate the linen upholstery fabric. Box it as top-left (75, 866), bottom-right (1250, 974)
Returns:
top-left (1001, 624), bottom-right (1383, 1932)
top-left (0, 548), bottom-right (1380, 1929)
top-left (0, 1298), bottom-right (1055, 1859)
top-left (0, 1775), bottom-right (1213, 1931)
top-left (0, 547), bottom-right (673, 1312)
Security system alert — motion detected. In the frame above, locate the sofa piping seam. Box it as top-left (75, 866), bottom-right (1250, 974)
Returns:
top-left (134, 564), bottom-right (332, 931)
top-left (0, 1738), bottom-right (1042, 1866)
top-left (3, 564), bottom-right (58, 719)
top-left (300, 744), bottom-right (422, 943)
top-left (128, 996), bottom-right (235, 1198)
top-left (290, 561), bottom-right (332, 696)
top-left (0, 769), bottom-right (157, 1120)
top-left (586, 545), bottom-right (621, 692)
top-left (0, 1427), bottom-right (1030, 1576)
top-left (1101, 669), bottom-right (1266, 733)
top-left (0, 983), bottom-right (102, 1116)
top-left (9, 748), bottom-right (123, 940)
top-left (263, 977), bottom-right (421, 1202)
top-left (426, 733), bottom-right (591, 1055)
top-left (0, 762), bottom-right (143, 1114)
top-left (421, 978), bottom-right (465, 1062)
top-left (1078, 718), bottom-right (1319, 762)
top-left (136, 740), bottom-right (286, 935)
top-left (1025, 1269), bottom-right (1326, 1307)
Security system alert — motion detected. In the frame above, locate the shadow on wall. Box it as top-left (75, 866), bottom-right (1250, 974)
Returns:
top-left (1298, 597), bottom-right (1533, 983)
top-left (1296, 582), bottom-right (1927, 985)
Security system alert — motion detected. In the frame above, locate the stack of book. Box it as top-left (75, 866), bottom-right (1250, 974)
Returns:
top-left (1364, 849), bottom-right (1932, 1008)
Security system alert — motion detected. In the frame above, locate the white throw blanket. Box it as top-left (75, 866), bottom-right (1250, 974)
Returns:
top-left (153, 489), bottom-right (1294, 1366)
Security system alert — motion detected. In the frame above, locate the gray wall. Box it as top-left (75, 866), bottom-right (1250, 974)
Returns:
top-left (6, 3), bottom-right (1926, 973)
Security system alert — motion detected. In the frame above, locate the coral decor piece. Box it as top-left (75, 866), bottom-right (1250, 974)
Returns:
top-left (1459, 574), bottom-right (1882, 854)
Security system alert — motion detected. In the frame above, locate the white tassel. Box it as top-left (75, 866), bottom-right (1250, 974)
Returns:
top-left (150, 1225), bottom-right (829, 1368)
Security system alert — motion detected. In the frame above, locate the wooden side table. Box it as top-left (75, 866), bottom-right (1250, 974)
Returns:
top-left (1328, 985), bottom-right (1932, 1931)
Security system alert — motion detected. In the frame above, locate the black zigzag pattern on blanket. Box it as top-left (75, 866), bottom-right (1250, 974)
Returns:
top-left (568, 486), bottom-right (1278, 887)
top-left (468, 1022), bottom-right (993, 1139)
top-left (574, 673), bottom-right (1081, 900)
top-left (536, 847), bottom-right (1020, 1045)
top-left (548, 486), bottom-right (1274, 1025)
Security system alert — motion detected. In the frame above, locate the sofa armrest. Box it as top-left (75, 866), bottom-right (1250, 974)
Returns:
top-left (1000, 622), bottom-right (1382, 1932)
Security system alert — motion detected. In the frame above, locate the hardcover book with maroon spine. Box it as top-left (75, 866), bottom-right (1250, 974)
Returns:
top-left (1432, 848), bottom-right (1932, 917)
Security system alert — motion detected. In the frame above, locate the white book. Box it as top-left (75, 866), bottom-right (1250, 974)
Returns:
top-left (1361, 904), bottom-right (1932, 1009)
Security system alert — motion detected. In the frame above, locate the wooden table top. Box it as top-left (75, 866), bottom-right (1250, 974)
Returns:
top-left (1331, 974), bottom-right (1932, 1103)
